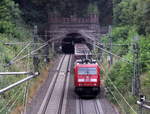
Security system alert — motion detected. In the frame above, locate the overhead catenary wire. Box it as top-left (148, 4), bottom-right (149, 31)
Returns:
top-left (24, 47), bottom-right (31, 114)
top-left (107, 76), bottom-right (137, 114)
top-left (91, 43), bottom-right (130, 63)
top-left (98, 65), bottom-right (131, 114)
top-left (100, 64), bottom-right (137, 113)
top-left (11, 42), bottom-right (32, 62)
top-left (4, 30), bottom-right (67, 66)
top-left (0, 86), bottom-right (23, 113)
top-left (14, 34), bottom-right (63, 63)
top-left (94, 53), bottom-right (125, 113)
top-left (107, 86), bottom-right (126, 114)
top-left (36, 36), bottom-right (45, 42)
top-left (98, 64), bottom-right (124, 113)
top-left (9, 52), bottom-right (38, 65)
top-left (96, 55), bottom-right (136, 113)
top-left (88, 40), bottom-right (132, 63)
top-left (95, 44), bottom-right (132, 63)
top-left (4, 33), bottom-right (59, 66)
top-left (1, 28), bottom-right (62, 112)
top-left (7, 89), bottom-right (24, 113)
top-left (4, 42), bottom-right (32, 67)
top-left (80, 30), bottom-right (132, 63)
top-left (4, 38), bottom-right (53, 66)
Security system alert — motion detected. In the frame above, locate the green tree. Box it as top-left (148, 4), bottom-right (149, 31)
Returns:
top-left (0, 0), bottom-right (20, 33)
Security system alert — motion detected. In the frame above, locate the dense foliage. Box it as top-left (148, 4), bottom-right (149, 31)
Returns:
top-left (106, 0), bottom-right (150, 93)
top-left (113, 0), bottom-right (150, 35)
top-left (13, 0), bottom-right (112, 26)
top-left (104, 0), bottom-right (150, 113)
top-left (0, 0), bottom-right (32, 113)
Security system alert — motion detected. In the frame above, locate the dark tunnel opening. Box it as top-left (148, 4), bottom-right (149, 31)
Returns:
top-left (62, 33), bottom-right (86, 54)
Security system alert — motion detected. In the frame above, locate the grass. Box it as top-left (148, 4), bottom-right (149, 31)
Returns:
top-left (102, 54), bottom-right (150, 114)
top-left (141, 72), bottom-right (150, 98)
top-left (101, 56), bottom-right (139, 114)
top-left (10, 55), bottom-right (56, 114)
top-left (139, 72), bottom-right (150, 114)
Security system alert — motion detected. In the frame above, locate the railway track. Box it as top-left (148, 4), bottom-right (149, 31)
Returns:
top-left (32, 54), bottom-right (118, 114)
top-left (76, 97), bottom-right (104, 114)
top-left (37, 54), bottom-right (72, 114)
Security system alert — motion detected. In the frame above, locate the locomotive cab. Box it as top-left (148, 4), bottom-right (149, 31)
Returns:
top-left (74, 59), bottom-right (100, 97)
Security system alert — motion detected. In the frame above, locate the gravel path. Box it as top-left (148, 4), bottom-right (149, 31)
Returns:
top-left (26, 55), bottom-right (62, 114)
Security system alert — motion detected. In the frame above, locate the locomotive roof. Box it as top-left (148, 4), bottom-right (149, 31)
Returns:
top-left (75, 59), bottom-right (99, 67)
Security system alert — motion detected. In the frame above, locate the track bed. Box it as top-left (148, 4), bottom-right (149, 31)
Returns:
top-left (26, 55), bottom-right (119, 114)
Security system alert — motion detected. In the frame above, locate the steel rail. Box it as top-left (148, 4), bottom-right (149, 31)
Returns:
top-left (95, 99), bottom-right (104, 114)
top-left (77, 98), bottom-right (104, 114)
top-left (45, 55), bottom-right (70, 114)
top-left (76, 97), bottom-right (81, 114)
top-left (80, 99), bottom-right (84, 114)
top-left (60, 55), bottom-right (72, 114)
top-left (37, 55), bottom-right (65, 114)
top-left (0, 72), bottom-right (39, 94)
top-left (76, 98), bottom-right (84, 114)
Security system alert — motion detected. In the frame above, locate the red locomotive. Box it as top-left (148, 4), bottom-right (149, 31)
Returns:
top-left (74, 59), bottom-right (101, 97)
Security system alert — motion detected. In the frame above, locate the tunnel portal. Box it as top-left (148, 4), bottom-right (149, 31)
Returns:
top-left (61, 33), bottom-right (86, 54)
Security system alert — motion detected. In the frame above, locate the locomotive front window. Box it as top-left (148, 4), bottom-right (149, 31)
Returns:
top-left (78, 67), bottom-right (97, 75)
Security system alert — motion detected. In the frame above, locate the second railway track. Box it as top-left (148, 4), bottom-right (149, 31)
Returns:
top-left (38, 55), bottom-right (72, 114)
top-left (76, 97), bottom-right (104, 114)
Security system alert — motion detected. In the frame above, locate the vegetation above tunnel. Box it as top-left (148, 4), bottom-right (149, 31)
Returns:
top-left (13, 0), bottom-right (112, 26)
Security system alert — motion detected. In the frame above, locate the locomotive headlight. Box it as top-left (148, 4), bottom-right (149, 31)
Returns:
top-left (86, 76), bottom-right (89, 78)
top-left (78, 79), bottom-right (84, 82)
top-left (90, 79), bottom-right (97, 82)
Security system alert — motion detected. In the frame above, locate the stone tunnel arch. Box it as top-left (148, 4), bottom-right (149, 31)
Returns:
top-left (61, 33), bottom-right (92, 54)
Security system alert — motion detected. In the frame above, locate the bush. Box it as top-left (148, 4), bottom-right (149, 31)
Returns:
top-left (106, 61), bottom-right (133, 93)
top-left (140, 35), bottom-right (150, 72)
top-left (0, 21), bottom-right (15, 33)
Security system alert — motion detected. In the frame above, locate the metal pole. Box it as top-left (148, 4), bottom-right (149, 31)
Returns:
top-left (108, 25), bottom-right (113, 65)
top-left (137, 101), bottom-right (150, 109)
top-left (44, 30), bottom-right (50, 63)
top-left (4, 42), bottom-right (43, 45)
top-left (132, 40), bottom-right (140, 96)
top-left (139, 102), bottom-right (143, 114)
top-left (0, 72), bottom-right (39, 94)
top-left (24, 47), bottom-right (30, 114)
top-left (0, 72), bottom-right (32, 75)
top-left (51, 32), bottom-right (55, 53)
top-left (33, 25), bottom-right (40, 72)
top-left (93, 40), bottom-right (96, 51)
